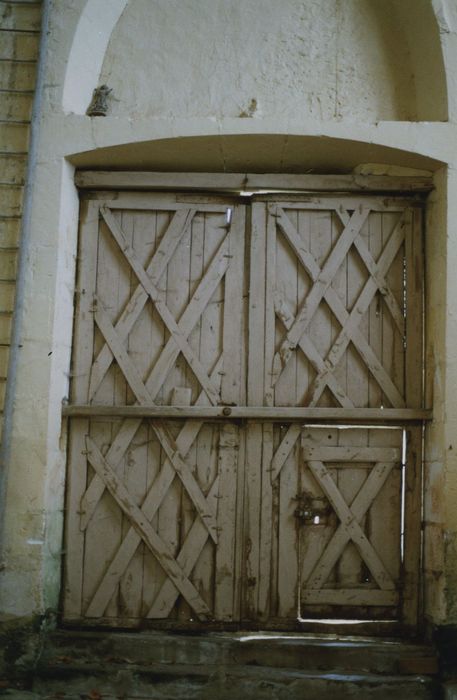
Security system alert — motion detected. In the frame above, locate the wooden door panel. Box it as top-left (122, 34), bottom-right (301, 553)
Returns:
top-left (86, 202), bottom-right (243, 409)
top-left (258, 197), bottom-right (417, 410)
top-left (298, 427), bottom-right (403, 620)
top-left (64, 194), bottom-right (246, 624)
top-left (64, 191), bottom-right (423, 629)
top-left (77, 418), bottom-right (242, 623)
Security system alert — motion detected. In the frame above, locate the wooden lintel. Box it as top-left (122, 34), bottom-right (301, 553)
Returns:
top-left (62, 404), bottom-right (432, 422)
top-left (75, 171), bottom-right (434, 194)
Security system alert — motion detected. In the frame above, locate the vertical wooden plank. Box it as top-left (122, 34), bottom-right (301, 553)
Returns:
top-left (330, 208), bottom-right (348, 407)
top-left (403, 208), bottom-right (423, 625)
top-left (244, 421), bottom-right (263, 618)
top-left (274, 204), bottom-right (300, 619)
top-left (299, 427), bottom-right (339, 619)
top-left (214, 424), bottom-right (239, 619)
top-left (295, 209), bottom-right (312, 404)
top-left (248, 202), bottom-right (266, 406)
top-left (82, 450), bottom-right (118, 614)
top-left (233, 425), bottom-right (246, 619)
top-left (185, 209), bottom-right (203, 406)
top-left (368, 211), bottom-right (383, 408)
top-left (244, 202), bottom-right (267, 618)
top-left (277, 432), bottom-right (299, 618)
top-left (258, 422), bottom-right (274, 619)
top-left (221, 204), bottom-right (245, 405)
top-left (84, 207), bottom-right (132, 618)
top-left (214, 205), bottom-right (245, 619)
top-left (176, 209), bottom-right (200, 623)
top-left (403, 426), bottom-right (423, 626)
top-left (382, 208), bottom-right (407, 406)
top-left (184, 208), bottom-right (210, 613)
top-left (108, 209), bottom-right (133, 617)
top-left (70, 201), bottom-right (100, 404)
top-left (337, 428), bottom-right (368, 589)
top-left (118, 212), bottom-right (143, 617)
top-left (64, 420), bottom-right (90, 619)
top-left (160, 203), bottom-right (191, 619)
top-left (151, 209), bottom-right (172, 406)
top-left (405, 206), bottom-right (424, 409)
top-left (197, 208), bottom-right (226, 403)
top-left (119, 211), bottom-right (155, 617)
top-left (64, 200), bottom-right (99, 619)
top-left (233, 208), bottom-right (249, 618)
top-left (346, 208), bottom-right (370, 409)
top-left (192, 209), bottom-right (225, 614)
top-left (338, 205), bottom-right (369, 588)
top-left (270, 430), bottom-right (280, 617)
top-left (142, 209), bottom-right (170, 613)
top-left (141, 420), bottom-right (163, 615)
top-left (309, 207), bottom-right (333, 407)
top-left (257, 205), bottom-right (276, 618)
top-left (264, 205), bottom-right (276, 408)
top-left (274, 206), bottom-right (298, 406)
top-left (368, 427), bottom-right (402, 593)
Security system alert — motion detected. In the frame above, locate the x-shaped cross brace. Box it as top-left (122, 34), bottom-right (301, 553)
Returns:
top-left (85, 435), bottom-right (214, 619)
top-left (89, 207), bottom-right (195, 399)
top-left (84, 359), bottom-right (223, 618)
top-left (272, 205), bottom-right (406, 409)
top-left (81, 229), bottom-right (230, 529)
top-left (302, 443), bottom-right (397, 591)
top-left (99, 207), bottom-right (222, 405)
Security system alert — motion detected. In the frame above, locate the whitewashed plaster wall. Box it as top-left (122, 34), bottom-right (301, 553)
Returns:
top-left (99, 0), bottom-right (416, 122)
top-left (1, 0), bottom-right (457, 627)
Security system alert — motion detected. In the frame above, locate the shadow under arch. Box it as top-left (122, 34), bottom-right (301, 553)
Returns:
top-left (69, 134), bottom-right (442, 174)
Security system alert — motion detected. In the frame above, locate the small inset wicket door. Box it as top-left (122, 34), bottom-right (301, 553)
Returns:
top-left (63, 190), bottom-right (423, 628)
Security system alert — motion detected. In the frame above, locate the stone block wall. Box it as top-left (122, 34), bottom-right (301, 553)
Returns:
top-left (0, 0), bottom-right (42, 442)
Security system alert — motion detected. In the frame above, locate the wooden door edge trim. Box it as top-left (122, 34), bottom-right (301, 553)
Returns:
top-left (74, 171), bottom-right (434, 193)
top-left (62, 404), bottom-right (432, 422)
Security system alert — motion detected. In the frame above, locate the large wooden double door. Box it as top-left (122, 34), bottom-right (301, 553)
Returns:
top-left (63, 190), bottom-right (424, 628)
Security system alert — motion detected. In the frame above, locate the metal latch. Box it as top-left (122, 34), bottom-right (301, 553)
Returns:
top-left (293, 491), bottom-right (331, 524)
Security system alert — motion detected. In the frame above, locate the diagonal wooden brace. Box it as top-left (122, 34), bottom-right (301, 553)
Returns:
top-left (147, 477), bottom-right (220, 618)
top-left (90, 207), bottom-right (195, 400)
top-left (307, 212), bottom-right (407, 407)
top-left (85, 436), bottom-right (212, 619)
top-left (307, 458), bottom-right (396, 590)
top-left (271, 208), bottom-right (370, 384)
top-left (305, 460), bottom-right (398, 588)
top-left (274, 205), bottom-right (406, 408)
top-left (101, 206), bottom-right (221, 405)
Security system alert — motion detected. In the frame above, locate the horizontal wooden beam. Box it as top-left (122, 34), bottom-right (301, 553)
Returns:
top-left (301, 589), bottom-right (399, 606)
top-left (62, 404), bottom-right (432, 422)
top-left (75, 171), bottom-right (433, 193)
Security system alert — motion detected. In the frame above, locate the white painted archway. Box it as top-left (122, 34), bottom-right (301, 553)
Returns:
top-left (62, 0), bottom-right (128, 114)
